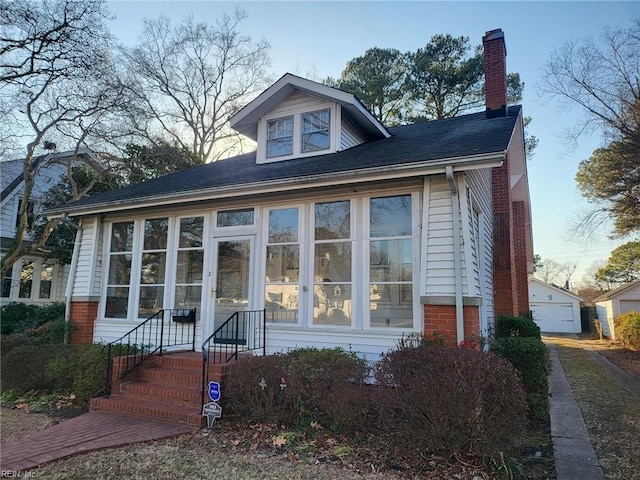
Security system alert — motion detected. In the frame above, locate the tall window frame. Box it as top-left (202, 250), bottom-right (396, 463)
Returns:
top-left (266, 116), bottom-right (294, 158)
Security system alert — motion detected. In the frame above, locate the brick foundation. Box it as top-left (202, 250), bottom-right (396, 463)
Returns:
top-left (423, 304), bottom-right (481, 347)
top-left (69, 301), bottom-right (98, 345)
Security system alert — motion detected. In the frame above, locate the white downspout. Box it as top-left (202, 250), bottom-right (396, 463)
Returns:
top-left (64, 217), bottom-right (82, 344)
top-left (446, 166), bottom-right (464, 344)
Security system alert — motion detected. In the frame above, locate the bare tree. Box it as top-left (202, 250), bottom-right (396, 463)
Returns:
top-left (534, 258), bottom-right (577, 288)
top-left (0, 0), bottom-right (133, 275)
top-left (122, 9), bottom-right (271, 162)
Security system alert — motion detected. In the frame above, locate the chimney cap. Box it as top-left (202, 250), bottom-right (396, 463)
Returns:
top-left (483, 28), bottom-right (506, 55)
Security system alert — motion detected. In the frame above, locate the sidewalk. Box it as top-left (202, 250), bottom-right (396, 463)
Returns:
top-left (0, 412), bottom-right (195, 473)
top-left (544, 336), bottom-right (605, 480)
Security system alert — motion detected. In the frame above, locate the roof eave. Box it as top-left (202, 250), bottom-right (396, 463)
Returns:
top-left (46, 151), bottom-right (504, 219)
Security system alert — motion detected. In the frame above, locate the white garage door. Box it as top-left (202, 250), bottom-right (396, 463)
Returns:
top-left (530, 303), bottom-right (576, 333)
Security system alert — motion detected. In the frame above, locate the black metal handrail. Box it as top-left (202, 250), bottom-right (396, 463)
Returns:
top-left (201, 309), bottom-right (266, 407)
top-left (102, 308), bottom-right (196, 396)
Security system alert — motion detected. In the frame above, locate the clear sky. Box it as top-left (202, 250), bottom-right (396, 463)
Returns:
top-left (107, 0), bottom-right (638, 286)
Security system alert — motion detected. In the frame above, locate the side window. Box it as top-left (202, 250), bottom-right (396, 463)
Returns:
top-left (39, 262), bottom-right (54, 299)
top-left (19, 261), bottom-right (34, 299)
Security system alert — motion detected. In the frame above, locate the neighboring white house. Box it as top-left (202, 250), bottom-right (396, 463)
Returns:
top-left (45, 29), bottom-right (534, 354)
top-left (528, 277), bottom-right (582, 333)
top-left (594, 279), bottom-right (640, 340)
top-left (0, 150), bottom-right (101, 307)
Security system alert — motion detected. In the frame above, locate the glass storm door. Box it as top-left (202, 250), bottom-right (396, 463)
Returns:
top-left (211, 237), bottom-right (253, 344)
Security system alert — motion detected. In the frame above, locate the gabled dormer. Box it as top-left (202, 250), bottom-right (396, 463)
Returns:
top-left (230, 74), bottom-right (390, 164)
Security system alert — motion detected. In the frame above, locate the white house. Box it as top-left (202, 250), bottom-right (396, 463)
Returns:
top-left (0, 150), bottom-right (102, 307)
top-left (45, 29), bottom-right (534, 357)
top-left (528, 277), bottom-right (582, 333)
top-left (594, 279), bottom-right (640, 340)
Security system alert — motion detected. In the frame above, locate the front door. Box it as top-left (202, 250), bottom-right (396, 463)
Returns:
top-left (211, 237), bottom-right (253, 344)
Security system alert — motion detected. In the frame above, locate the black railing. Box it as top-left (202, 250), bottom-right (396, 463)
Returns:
top-left (201, 309), bottom-right (266, 407)
top-left (103, 308), bottom-right (196, 396)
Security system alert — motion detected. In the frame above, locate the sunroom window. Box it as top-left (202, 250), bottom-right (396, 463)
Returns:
top-left (138, 218), bottom-right (168, 317)
top-left (106, 221), bottom-right (134, 318)
top-left (174, 217), bottom-right (204, 310)
top-left (265, 208), bottom-right (300, 324)
top-left (302, 110), bottom-right (330, 152)
top-left (313, 200), bottom-right (352, 326)
top-left (266, 116), bottom-right (293, 157)
top-left (369, 195), bottom-right (413, 328)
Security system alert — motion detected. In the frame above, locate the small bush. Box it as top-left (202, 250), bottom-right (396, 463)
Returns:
top-left (224, 347), bottom-right (370, 431)
top-left (0, 333), bottom-right (36, 360)
top-left (496, 315), bottom-right (541, 339)
top-left (615, 311), bottom-right (640, 349)
top-left (0, 302), bottom-right (65, 336)
top-left (491, 337), bottom-right (550, 419)
top-left (1, 343), bottom-right (70, 393)
top-left (45, 344), bottom-right (109, 405)
top-left (374, 345), bottom-right (527, 459)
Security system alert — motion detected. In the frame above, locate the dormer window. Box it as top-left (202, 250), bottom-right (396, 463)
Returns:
top-left (302, 110), bottom-right (330, 153)
top-left (267, 116), bottom-right (293, 158)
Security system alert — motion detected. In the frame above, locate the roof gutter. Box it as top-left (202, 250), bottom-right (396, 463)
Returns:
top-left (47, 151), bottom-right (505, 219)
top-left (446, 165), bottom-right (465, 345)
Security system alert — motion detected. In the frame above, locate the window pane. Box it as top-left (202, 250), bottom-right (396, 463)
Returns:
top-left (370, 195), bottom-right (412, 237)
top-left (267, 116), bottom-right (293, 157)
top-left (138, 286), bottom-right (164, 315)
top-left (269, 208), bottom-right (298, 243)
top-left (302, 131), bottom-right (329, 152)
top-left (315, 201), bottom-right (350, 239)
top-left (110, 222), bottom-right (134, 252)
top-left (108, 254), bottom-right (132, 285)
top-left (303, 110), bottom-right (329, 133)
top-left (266, 245), bottom-right (299, 282)
top-left (313, 284), bottom-right (351, 325)
top-left (176, 250), bottom-right (204, 284)
top-left (370, 285), bottom-right (413, 328)
top-left (39, 262), bottom-right (54, 299)
top-left (140, 252), bottom-right (166, 284)
top-left (370, 239), bottom-right (412, 282)
top-left (1, 270), bottom-right (10, 298)
top-left (174, 285), bottom-right (202, 310)
top-left (265, 285), bottom-right (299, 323)
top-left (179, 217), bottom-right (204, 248)
top-left (19, 261), bottom-right (34, 298)
top-left (315, 243), bottom-right (351, 282)
top-left (217, 209), bottom-right (254, 227)
top-left (106, 287), bottom-right (129, 318)
top-left (144, 218), bottom-right (168, 250)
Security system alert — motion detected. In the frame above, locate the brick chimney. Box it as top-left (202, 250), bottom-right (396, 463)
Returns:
top-left (483, 29), bottom-right (507, 118)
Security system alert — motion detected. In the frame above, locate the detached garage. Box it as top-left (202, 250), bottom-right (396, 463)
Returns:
top-left (594, 278), bottom-right (640, 340)
top-left (528, 278), bottom-right (583, 333)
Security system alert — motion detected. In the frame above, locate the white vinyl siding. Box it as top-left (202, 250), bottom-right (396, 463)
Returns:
top-left (340, 116), bottom-right (366, 150)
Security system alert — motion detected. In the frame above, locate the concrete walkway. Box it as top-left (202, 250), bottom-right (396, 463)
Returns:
top-left (545, 337), bottom-right (605, 480)
top-left (0, 412), bottom-right (195, 473)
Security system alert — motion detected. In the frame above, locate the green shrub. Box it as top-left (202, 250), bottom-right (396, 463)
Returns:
top-left (374, 345), bottom-right (527, 459)
top-left (45, 344), bottom-right (109, 405)
top-left (224, 347), bottom-right (370, 431)
top-left (615, 311), bottom-right (640, 349)
top-left (0, 302), bottom-right (65, 337)
top-left (0, 343), bottom-right (70, 393)
top-left (491, 337), bottom-right (550, 419)
top-left (0, 333), bottom-right (36, 360)
top-left (496, 314), bottom-right (541, 339)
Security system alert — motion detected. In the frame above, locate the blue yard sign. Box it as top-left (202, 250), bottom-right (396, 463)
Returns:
top-left (208, 381), bottom-right (221, 402)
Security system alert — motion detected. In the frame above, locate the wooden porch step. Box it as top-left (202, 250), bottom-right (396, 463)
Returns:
top-left (90, 396), bottom-right (206, 427)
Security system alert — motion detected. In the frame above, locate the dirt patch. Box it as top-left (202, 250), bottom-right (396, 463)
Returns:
top-left (1, 407), bottom-right (58, 443)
